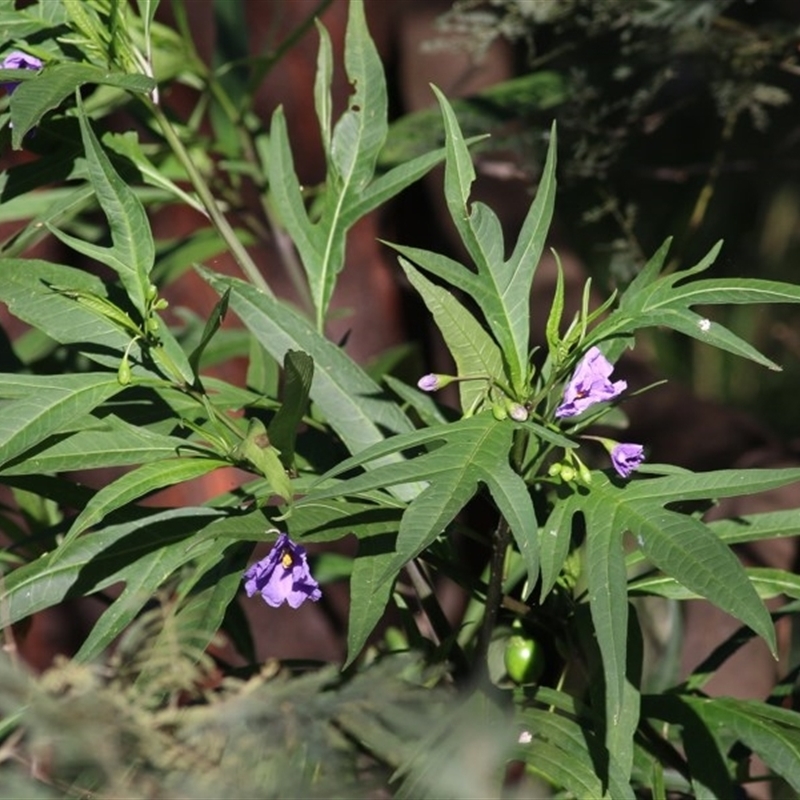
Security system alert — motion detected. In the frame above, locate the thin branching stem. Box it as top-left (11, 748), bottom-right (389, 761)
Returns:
top-left (144, 100), bottom-right (273, 297)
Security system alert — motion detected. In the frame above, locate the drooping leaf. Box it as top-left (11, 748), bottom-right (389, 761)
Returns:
top-left (201, 270), bottom-right (419, 472)
top-left (683, 696), bottom-right (800, 794)
top-left (597, 240), bottom-right (800, 369)
top-left (267, 350), bottom-right (313, 469)
top-left (0, 506), bottom-right (226, 629)
top-left (303, 413), bottom-right (536, 585)
top-left (0, 414), bottom-right (190, 476)
top-left (516, 707), bottom-right (636, 800)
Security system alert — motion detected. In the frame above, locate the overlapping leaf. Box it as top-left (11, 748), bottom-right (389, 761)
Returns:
top-left (539, 468), bottom-right (800, 780)
top-left (10, 64), bottom-right (154, 148)
top-left (301, 413), bottom-right (538, 588)
top-left (400, 258), bottom-right (503, 414)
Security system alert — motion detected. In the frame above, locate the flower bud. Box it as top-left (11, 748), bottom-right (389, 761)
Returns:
top-left (417, 373), bottom-right (451, 392)
top-left (508, 403), bottom-right (528, 422)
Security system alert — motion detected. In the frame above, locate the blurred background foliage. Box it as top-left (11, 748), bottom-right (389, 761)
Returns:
top-left (387, 0), bottom-right (800, 439)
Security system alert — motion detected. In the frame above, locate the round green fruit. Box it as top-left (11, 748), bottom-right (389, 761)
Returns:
top-left (504, 634), bottom-right (546, 685)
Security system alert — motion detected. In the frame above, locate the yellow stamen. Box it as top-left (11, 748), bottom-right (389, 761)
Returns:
top-left (281, 550), bottom-right (293, 569)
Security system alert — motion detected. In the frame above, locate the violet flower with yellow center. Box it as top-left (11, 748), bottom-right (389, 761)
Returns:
top-left (243, 531), bottom-right (321, 608)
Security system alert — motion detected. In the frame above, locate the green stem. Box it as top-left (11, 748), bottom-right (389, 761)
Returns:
top-left (476, 516), bottom-right (512, 664)
top-left (476, 428), bottom-right (530, 665)
top-left (405, 559), bottom-right (469, 676)
top-left (144, 99), bottom-right (273, 297)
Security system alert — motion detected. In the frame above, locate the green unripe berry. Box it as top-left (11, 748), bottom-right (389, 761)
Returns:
top-left (492, 403), bottom-right (509, 421)
top-left (560, 465), bottom-right (576, 482)
top-left (504, 634), bottom-right (546, 685)
top-left (117, 358), bottom-right (131, 386)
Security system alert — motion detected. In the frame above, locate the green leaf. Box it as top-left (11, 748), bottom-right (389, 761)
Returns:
top-left (400, 257), bottom-right (503, 414)
top-left (583, 489), bottom-right (638, 778)
top-left (597, 241), bottom-right (800, 369)
top-left (201, 270), bottom-right (418, 467)
top-left (1, 506), bottom-right (225, 629)
top-left (559, 469), bottom-right (800, 778)
top-left (417, 89), bottom-right (558, 395)
top-left (303, 414), bottom-right (529, 582)
top-left (267, 106), bottom-right (324, 277)
top-left (104, 130), bottom-right (204, 214)
top-left (0, 373), bottom-right (125, 470)
top-left (74, 520), bottom-right (231, 662)
top-left (630, 566), bottom-right (800, 602)
top-left (47, 107), bottom-right (155, 318)
top-left (314, 18), bottom-right (333, 154)
top-left (268, 350), bottom-right (313, 469)
top-left (346, 533), bottom-right (397, 667)
top-left (0, 414), bottom-right (190, 476)
top-left (0, 258), bottom-right (137, 367)
top-left (285, 496), bottom-right (404, 666)
top-left (10, 64), bottom-right (155, 147)
top-left (269, 2), bottom-right (446, 332)
top-left (383, 375), bottom-right (448, 428)
top-left (684, 696), bottom-right (800, 794)
top-left (538, 490), bottom-right (579, 600)
top-left (188, 288), bottom-right (229, 378)
top-left (593, 471), bottom-right (780, 654)
top-left (231, 418), bottom-right (292, 503)
top-left (329, 0), bottom-right (387, 194)
top-left (63, 456), bottom-right (229, 545)
top-left (517, 708), bottom-right (636, 800)
top-left (642, 693), bottom-right (736, 799)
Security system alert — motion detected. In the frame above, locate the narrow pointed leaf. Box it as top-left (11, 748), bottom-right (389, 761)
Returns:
top-left (48, 110), bottom-right (154, 317)
top-left (0, 373), bottom-right (125, 470)
top-left (63, 456), bottom-right (229, 545)
top-left (202, 271), bottom-right (417, 465)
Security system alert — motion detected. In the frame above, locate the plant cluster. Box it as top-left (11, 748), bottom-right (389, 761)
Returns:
top-left (1, 1), bottom-right (800, 797)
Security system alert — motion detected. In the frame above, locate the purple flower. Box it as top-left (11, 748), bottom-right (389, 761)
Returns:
top-left (555, 346), bottom-right (627, 418)
top-left (1, 51), bottom-right (42, 94)
top-left (243, 532), bottom-right (321, 608)
top-left (611, 443), bottom-right (645, 478)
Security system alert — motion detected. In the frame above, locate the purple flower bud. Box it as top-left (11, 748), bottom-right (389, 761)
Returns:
top-left (243, 532), bottom-right (321, 608)
top-left (509, 403), bottom-right (528, 422)
top-left (417, 373), bottom-right (441, 392)
top-left (555, 346), bottom-right (627, 418)
top-left (1, 51), bottom-right (43, 94)
top-left (611, 443), bottom-right (645, 478)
